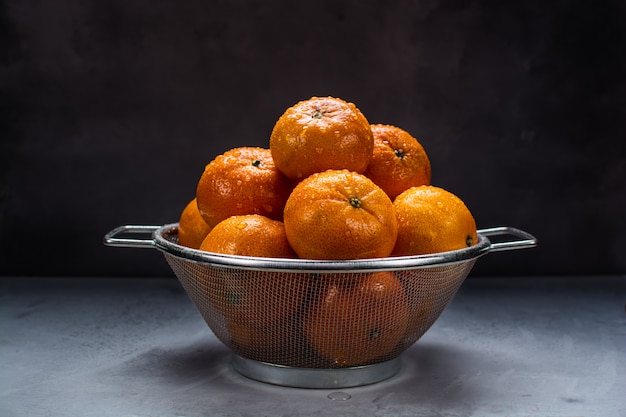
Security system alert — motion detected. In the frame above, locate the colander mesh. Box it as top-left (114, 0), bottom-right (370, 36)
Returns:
top-left (163, 252), bottom-right (475, 369)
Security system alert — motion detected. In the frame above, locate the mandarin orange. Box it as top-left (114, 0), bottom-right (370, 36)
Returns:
top-left (198, 215), bottom-right (305, 327)
top-left (196, 147), bottom-right (293, 228)
top-left (200, 268), bottom-right (308, 328)
top-left (394, 269), bottom-right (436, 345)
top-left (199, 214), bottom-right (296, 258)
top-left (392, 185), bottom-right (478, 256)
top-left (177, 198), bottom-right (212, 249)
top-left (303, 271), bottom-right (409, 367)
top-left (283, 169), bottom-right (398, 260)
top-left (363, 124), bottom-right (431, 200)
top-left (226, 315), bottom-right (300, 365)
top-left (269, 96), bottom-right (373, 181)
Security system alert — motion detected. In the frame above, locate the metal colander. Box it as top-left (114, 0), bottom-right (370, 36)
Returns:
top-left (104, 224), bottom-right (536, 388)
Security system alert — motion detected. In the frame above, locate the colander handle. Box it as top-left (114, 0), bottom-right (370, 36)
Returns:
top-left (103, 225), bottom-right (160, 248)
top-left (478, 227), bottom-right (537, 252)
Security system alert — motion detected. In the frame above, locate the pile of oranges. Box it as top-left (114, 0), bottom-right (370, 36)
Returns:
top-left (177, 96), bottom-right (478, 367)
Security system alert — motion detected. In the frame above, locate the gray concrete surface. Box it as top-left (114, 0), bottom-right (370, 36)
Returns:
top-left (1, 276), bottom-right (624, 416)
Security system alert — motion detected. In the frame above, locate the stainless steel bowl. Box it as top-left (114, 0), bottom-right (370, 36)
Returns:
top-left (104, 224), bottom-right (536, 388)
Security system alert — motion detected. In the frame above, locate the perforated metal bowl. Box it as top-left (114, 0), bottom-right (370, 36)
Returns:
top-left (104, 224), bottom-right (536, 388)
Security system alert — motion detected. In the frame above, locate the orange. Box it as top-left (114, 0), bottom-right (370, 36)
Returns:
top-left (195, 147), bottom-right (293, 228)
top-left (363, 124), bottom-right (431, 200)
top-left (201, 268), bottom-right (308, 327)
top-left (198, 215), bottom-right (306, 327)
top-left (395, 269), bottom-right (436, 344)
top-left (177, 198), bottom-right (212, 249)
top-left (283, 169), bottom-right (398, 260)
top-left (199, 214), bottom-right (296, 258)
top-left (269, 96), bottom-right (374, 181)
top-left (391, 185), bottom-right (478, 256)
top-left (226, 316), bottom-right (300, 365)
top-left (303, 272), bottom-right (409, 367)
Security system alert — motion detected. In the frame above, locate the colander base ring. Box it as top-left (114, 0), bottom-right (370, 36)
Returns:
top-left (231, 354), bottom-right (402, 388)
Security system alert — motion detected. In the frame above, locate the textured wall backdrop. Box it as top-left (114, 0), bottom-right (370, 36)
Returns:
top-left (1, 0), bottom-right (625, 277)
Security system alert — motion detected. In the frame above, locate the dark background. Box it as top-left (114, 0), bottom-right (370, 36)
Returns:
top-left (1, 0), bottom-right (625, 278)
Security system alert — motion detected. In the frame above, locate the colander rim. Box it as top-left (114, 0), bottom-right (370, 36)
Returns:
top-left (152, 223), bottom-right (492, 272)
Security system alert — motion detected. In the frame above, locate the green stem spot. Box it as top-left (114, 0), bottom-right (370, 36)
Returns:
top-left (394, 148), bottom-right (405, 158)
top-left (349, 197), bottom-right (362, 208)
top-left (466, 235), bottom-right (473, 246)
top-left (312, 107), bottom-right (324, 119)
top-left (369, 328), bottom-right (381, 340)
top-left (251, 159), bottom-right (262, 167)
